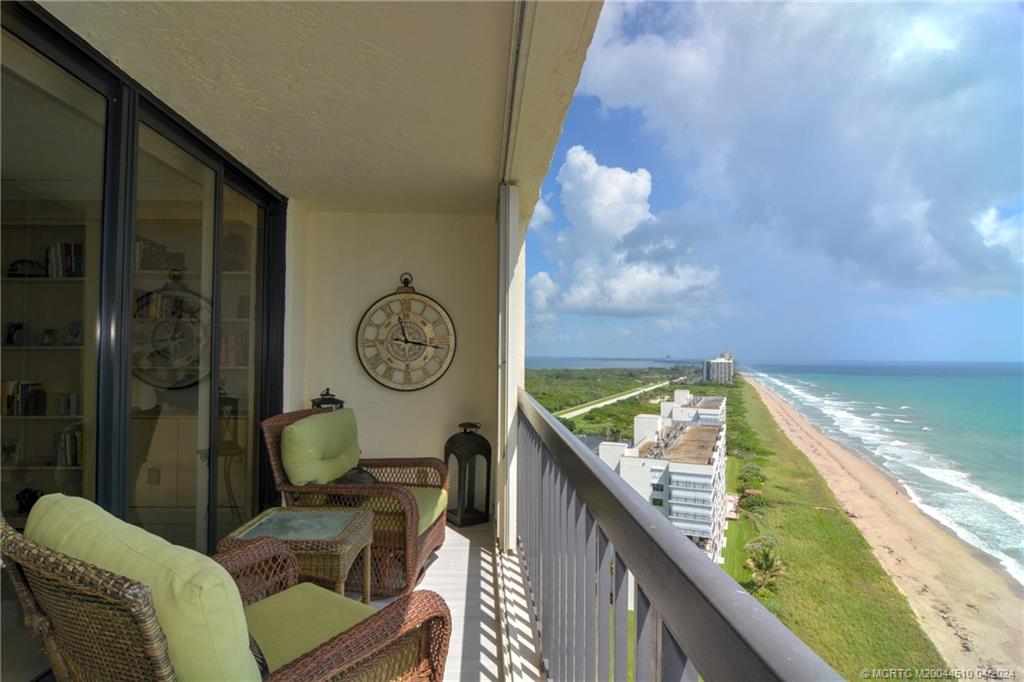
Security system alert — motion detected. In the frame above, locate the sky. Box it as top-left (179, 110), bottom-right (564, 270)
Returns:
top-left (525, 2), bottom-right (1023, 364)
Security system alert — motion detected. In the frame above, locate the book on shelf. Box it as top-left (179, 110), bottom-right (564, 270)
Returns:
top-left (134, 238), bottom-right (166, 271)
top-left (133, 289), bottom-right (201, 320)
top-left (220, 333), bottom-right (249, 368)
top-left (54, 426), bottom-right (83, 467)
top-left (45, 242), bottom-right (84, 278)
top-left (2, 381), bottom-right (47, 416)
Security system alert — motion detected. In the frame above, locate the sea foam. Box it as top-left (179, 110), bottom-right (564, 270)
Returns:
top-left (752, 369), bottom-right (1024, 587)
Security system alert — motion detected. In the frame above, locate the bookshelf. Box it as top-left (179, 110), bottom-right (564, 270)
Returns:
top-left (1, 220), bottom-right (98, 524)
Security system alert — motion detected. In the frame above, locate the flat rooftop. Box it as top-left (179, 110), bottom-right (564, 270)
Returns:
top-left (697, 396), bottom-right (724, 409)
top-left (658, 425), bottom-right (721, 465)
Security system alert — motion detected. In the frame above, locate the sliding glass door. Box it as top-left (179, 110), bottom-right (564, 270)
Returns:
top-left (216, 187), bottom-right (263, 542)
top-left (128, 124), bottom-right (217, 549)
top-left (1, 3), bottom-right (285, 555)
top-left (0, 29), bottom-right (104, 525)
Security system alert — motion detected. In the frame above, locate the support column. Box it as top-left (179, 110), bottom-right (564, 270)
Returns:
top-left (497, 182), bottom-right (525, 552)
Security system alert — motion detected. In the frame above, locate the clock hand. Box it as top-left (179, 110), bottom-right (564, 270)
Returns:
top-left (398, 318), bottom-right (410, 342)
top-left (403, 340), bottom-right (443, 349)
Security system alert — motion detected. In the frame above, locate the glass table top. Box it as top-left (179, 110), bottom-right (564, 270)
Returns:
top-left (239, 510), bottom-right (361, 541)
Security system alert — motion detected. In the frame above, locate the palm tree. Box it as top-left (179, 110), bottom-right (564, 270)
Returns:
top-left (746, 548), bottom-right (785, 595)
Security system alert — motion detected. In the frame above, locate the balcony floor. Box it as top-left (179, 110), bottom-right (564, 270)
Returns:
top-left (375, 522), bottom-right (543, 681)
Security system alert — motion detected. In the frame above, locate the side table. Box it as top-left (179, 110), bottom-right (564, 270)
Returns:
top-left (218, 507), bottom-right (374, 604)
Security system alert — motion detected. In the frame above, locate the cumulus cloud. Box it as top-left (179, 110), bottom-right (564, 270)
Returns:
top-left (529, 146), bottom-right (717, 328)
top-left (529, 196), bottom-right (555, 231)
top-left (578, 2), bottom-right (1023, 294)
top-left (973, 208), bottom-right (1023, 264)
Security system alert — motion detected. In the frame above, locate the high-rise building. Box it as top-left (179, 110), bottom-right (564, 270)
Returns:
top-left (703, 353), bottom-right (735, 383)
top-left (598, 391), bottom-right (728, 563)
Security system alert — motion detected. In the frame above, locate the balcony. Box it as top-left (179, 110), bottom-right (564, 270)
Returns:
top-left (510, 390), bottom-right (839, 680)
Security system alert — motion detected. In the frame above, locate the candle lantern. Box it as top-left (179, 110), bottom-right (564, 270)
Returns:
top-left (445, 422), bottom-right (491, 527)
top-left (311, 387), bottom-right (345, 411)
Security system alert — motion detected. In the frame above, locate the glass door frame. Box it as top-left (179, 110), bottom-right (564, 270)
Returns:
top-left (2, 1), bottom-right (287, 552)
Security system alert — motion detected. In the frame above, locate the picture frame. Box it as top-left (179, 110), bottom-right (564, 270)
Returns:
top-left (41, 328), bottom-right (57, 346)
top-left (1, 434), bottom-right (22, 467)
top-left (64, 321), bottom-right (83, 346)
top-left (5, 322), bottom-right (24, 346)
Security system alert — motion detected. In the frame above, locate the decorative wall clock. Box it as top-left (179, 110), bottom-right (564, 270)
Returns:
top-left (132, 270), bottom-right (212, 390)
top-left (356, 273), bottom-right (456, 391)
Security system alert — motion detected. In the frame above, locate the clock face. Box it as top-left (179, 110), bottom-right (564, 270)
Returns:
top-left (132, 288), bottom-right (212, 390)
top-left (356, 291), bottom-right (455, 391)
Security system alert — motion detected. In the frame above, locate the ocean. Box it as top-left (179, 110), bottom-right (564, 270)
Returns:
top-left (750, 363), bottom-right (1024, 587)
top-left (526, 356), bottom-right (688, 369)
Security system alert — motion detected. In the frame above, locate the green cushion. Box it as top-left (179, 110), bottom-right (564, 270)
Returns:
top-left (404, 486), bottom-right (448, 535)
top-left (281, 408), bottom-right (361, 485)
top-left (25, 494), bottom-right (260, 681)
top-left (245, 582), bottom-right (375, 673)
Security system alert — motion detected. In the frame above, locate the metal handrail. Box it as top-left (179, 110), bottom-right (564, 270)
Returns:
top-left (518, 388), bottom-right (840, 681)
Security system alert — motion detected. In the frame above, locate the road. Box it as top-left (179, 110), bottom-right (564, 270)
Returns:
top-left (554, 379), bottom-right (680, 419)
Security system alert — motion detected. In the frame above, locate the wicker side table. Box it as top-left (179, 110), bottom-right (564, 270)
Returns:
top-left (217, 507), bottom-right (374, 603)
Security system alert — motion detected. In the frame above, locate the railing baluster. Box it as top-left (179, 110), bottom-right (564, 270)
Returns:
top-left (636, 585), bottom-right (654, 682)
top-left (598, 529), bottom-right (612, 682)
top-left (541, 448), bottom-right (553, 673)
top-left (613, 552), bottom-right (628, 682)
top-left (557, 468), bottom-right (569, 680)
top-left (566, 485), bottom-right (578, 680)
top-left (584, 510), bottom-right (598, 682)
top-left (573, 493), bottom-right (586, 680)
top-left (660, 621), bottom-right (693, 682)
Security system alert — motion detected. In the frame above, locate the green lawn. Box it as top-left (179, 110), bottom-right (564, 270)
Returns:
top-left (720, 377), bottom-right (945, 677)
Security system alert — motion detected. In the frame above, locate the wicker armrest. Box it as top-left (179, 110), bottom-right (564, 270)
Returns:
top-left (213, 538), bottom-right (299, 606)
top-left (266, 590), bottom-right (452, 682)
top-left (362, 457), bottom-right (449, 490)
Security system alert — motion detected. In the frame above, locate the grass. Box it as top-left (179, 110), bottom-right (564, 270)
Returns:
top-left (552, 380), bottom-right (672, 417)
top-left (556, 382), bottom-right (692, 440)
top-left (525, 367), bottom-right (699, 414)
top-left (718, 376), bottom-right (946, 677)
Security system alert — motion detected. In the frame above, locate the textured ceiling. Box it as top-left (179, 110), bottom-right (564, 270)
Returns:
top-left (42, 1), bottom-right (520, 213)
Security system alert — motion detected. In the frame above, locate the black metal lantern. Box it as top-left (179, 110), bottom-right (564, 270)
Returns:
top-left (445, 422), bottom-right (491, 527)
top-left (311, 387), bottom-right (345, 411)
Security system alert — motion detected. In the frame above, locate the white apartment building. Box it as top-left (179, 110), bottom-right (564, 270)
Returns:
top-left (599, 391), bottom-right (728, 563)
top-left (703, 353), bottom-right (735, 384)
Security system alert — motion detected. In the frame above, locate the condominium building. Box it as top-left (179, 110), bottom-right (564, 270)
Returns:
top-left (599, 391), bottom-right (728, 563)
top-left (703, 353), bottom-right (735, 384)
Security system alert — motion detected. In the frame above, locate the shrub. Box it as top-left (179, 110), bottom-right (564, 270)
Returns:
top-left (744, 535), bottom-right (778, 554)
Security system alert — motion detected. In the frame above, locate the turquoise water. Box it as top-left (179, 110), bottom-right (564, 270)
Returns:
top-left (751, 363), bottom-right (1024, 586)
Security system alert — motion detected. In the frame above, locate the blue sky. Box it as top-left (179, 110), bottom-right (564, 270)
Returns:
top-left (525, 2), bottom-right (1023, 364)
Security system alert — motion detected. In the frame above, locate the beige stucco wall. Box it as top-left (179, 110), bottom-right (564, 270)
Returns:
top-left (284, 204), bottom-right (499, 461)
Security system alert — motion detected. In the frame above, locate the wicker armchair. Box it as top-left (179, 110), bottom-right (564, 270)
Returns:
top-left (261, 409), bottom-right (448, 597)
top-left (0, 520), bottom-right (451, 681)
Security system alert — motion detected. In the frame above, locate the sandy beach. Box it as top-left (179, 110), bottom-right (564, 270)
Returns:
top-left (746, 376), bottom-right (1024, 675)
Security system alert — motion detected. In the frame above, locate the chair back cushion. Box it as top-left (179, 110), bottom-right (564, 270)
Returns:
top-left (25, 494), bottom-right (261, 681)
top-left (281, 408), bottom-right (361, 485)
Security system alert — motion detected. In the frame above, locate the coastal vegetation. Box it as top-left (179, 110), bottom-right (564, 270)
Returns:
top-left (529, 368), bottom-right (946, 676)
top-left (718, 377), bottom-right (945, 676)
top-left (524, 366), bottom-right (697, 414)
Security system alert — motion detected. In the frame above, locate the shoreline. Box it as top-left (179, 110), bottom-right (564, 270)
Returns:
top-left (744, 375), bottom-right (1023, 673)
